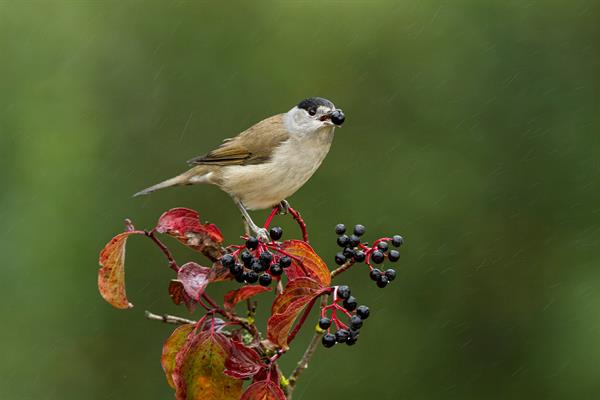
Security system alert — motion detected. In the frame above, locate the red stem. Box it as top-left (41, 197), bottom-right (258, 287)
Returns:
top-left (287, 296), bottom-right (317, 345)
top-left (145, 230), bottom-right (179, 272)
top-left (263, 207), bottom-right (279, 229)
top-left (287, 206), bottom-right (308, 242)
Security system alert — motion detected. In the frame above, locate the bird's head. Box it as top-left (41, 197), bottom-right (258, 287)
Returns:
top-left (284, 97), bottom-right (345, 135)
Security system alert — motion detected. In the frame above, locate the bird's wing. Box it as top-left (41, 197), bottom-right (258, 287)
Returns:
top-left (187, 114), bottom-right (290, 166)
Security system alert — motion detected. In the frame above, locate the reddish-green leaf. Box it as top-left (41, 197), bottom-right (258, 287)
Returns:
top-left (155, 207), bottom-right (224, 251)
top-left (98, 231), bottom-right (141, 309)
top-left (241, 380), bottom-right (286, 400)
top-left (224, 340), bottom-right (264, 380)
top-left (177, 262), bottom-right (211, 300)
top-left (162, 324), bottom-right (195, 389)
top-left (174, 330), bottom-right (243, 400)
top-left (168, 280), bottom-right (197, 312)
top-left (280, 240), bottom-right (331, 287)
top-left (267, 277), bottom-right (328, 349)
top-left (224, 285), bottom-right (272, 310)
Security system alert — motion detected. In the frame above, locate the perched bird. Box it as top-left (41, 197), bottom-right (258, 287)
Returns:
top-left (134, 97), bottom-right (345, 240)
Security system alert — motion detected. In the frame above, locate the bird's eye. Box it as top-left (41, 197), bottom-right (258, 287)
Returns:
top-left (308, 108), bottom-right (316, 116)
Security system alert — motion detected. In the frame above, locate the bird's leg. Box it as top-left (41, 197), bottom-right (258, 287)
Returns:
top-left (233, 198), bottom-right (269, 242)
top-left (278, 200), bottom-right (290, 215)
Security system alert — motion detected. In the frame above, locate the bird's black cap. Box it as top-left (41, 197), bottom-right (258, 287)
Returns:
top-left (297, 97), bottom-right (335, 114)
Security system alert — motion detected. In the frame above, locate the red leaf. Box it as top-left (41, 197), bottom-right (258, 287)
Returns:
top-left (280, 240), bottom-right (331, 287)
top-left (241, 380), bottom-right (286, 400)
top-left (98, 231), bottom-right (141, 309)
top-left (224, 285), bottom-right (272, 310)
top-left (168, 280), bottom-right (197, 312)
top-left (161, 324), bottom-right (195, 389)
top-left (267, 277), bottom-right (328, 349)
top-left (177, 262), bottom-right (211, 300)
top-left (224, 340), bottom-right (264, 380)
top-left (173, 330), bottom-right (242, 400)
top-left (155, 207), bottom-right (224, 251)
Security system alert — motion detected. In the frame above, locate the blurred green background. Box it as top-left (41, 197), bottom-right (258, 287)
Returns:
top-left (1, 1), bottom-right (599, 399)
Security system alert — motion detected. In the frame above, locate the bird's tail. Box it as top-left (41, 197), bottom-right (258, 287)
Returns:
top-left (133, 175), bottom-right (188, 197)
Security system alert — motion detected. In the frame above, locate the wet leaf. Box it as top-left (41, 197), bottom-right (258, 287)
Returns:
top-left (224, 285), bottom-right (272, 310)
top-left (280, 240), bottom-right (331, 287)
top-left (267, 277), bottom-right (328, 349)
top-left (155, 207), bottom-right (224, 252)
top-left (168, 280), bottom-right (197, 312)
top-left (162, 324), bottom-right (195, 389)
top-left (174, 330), bottom-right (242, 400)
top-left (241, 380), bottom-right (286, 400)
top-left (224, 340), bottom-right (264, 379)
top-left (178, 262), bottom-right (211, 300)
top-left (98, 231), bottom-right (141, 309)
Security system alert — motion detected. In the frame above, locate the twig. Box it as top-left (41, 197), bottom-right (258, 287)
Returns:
top-left (286, 294), bottom-right (328, 399)
top-left (330, 259), bottom-right (355, 279)
top-left (145, 310), bottom-right (196, 325)
top-left (145, 230), bottom-right (179, 272)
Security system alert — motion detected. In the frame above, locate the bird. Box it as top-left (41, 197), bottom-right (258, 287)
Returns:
top-left (134, 97), bottom-right (345, 241)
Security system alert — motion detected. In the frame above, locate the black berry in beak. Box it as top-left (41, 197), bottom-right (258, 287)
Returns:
top-left (331, 109), bottom-right (345, 126)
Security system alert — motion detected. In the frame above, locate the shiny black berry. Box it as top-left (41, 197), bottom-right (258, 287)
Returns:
top-left (279, 256), bottom-right (292, 268)
top-left (388, 249), bottom-right (400, 262)
top-left (322, 333), bottom-right (336, 348)
top-left (335, 224), bottom-right (346, 235)
top-left (331, 109), bottom-right (345, 126)
top-left (235, 272), bottom-right (246, 283)
top-left (258, 273), bottom-right (272, 286)
top-left (246, 236), bottom-right (259, 249)
top-left (349, 234), bottom-right (361, 247)
top-left (353, 224), bottom-right (366, 237)
top-left (343, 296), bottom-right (358, 311)
top-left (377, 241), bottom-right (389, 252)
top-left (343, 247), bottom-right (355, 259)
top-left (318, 317), bottom-right (332, 330)
top-left (220, 254), bottom-right (235, 268)
top-left (385, 268), bottom-right (396, 281)
top-left (251, 261), bottom-right (265, 273)
top-left (335, 329), bottom-right (350, 343)
top-left (337, 285), bottom-right (351, 299)
top-left (335, 252), bottom-right (346, 265)
top-left (350, 315), bottom-right (363, 330)
top-left (376, 275), bottom-right (389, 288)
top-left (346, 329), bottom-right (359, 346)
top-left (354, 250), bottom-right (366, 263)
top-left (269, 263), bottom-right (283, 276)
top-left (240, 251), bottom-right (253, 267)
top-left (371, 250), bottom-right (385, 264)
top-left (245, 270), bottom-right (259, 284)
top-left (269, 226), bottom-right (283, 241)
top-left (337, 235), bottom-right (350, 248)
top-left (229, 263), bottom-right (243, 276)
top-left (356, 305), bottom-right (370, 320)
top-left (392, 235), bottom-right (404, 247)
top-left (259, 251), bottom-right (273, 268)
top-left (369, 268), bottom-right (382, 281)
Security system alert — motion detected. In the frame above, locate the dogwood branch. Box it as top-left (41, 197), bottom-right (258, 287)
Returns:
top-left (145, 310), bottom-right (196, 325)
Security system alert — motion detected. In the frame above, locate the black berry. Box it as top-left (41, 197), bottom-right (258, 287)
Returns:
top-left (354, 250), bottom-right (366, 262)
top-left (353, 224), bottom-right (366, 237)
top-left (369, 268), bottom-right (382, 281)
top-left (343, 296), bottom-right (358, 311)
top-left (279, 256), bottom-right (292, 268)
top-left (318, 317), bottom-right (332, 330)
top-left (269, 263), bottom-right (283, 276)
top-left (259, 251), bottom-right (273, 268)
top-left (371, 250), bottom-right (385, 264)
top-left (337, 285), bottom-right (351, 299)
top-left (269, 226), bottom-right (283, 241)
top-left (388, 249), bottom-right (400, 262)
top-left (350, 315), bottom-right (363, 330)
top-left (346, 329), bottom-right (359, 346)
top-left (392, 235), bottom-right (404, 247)
top-left (229, 263), bottom-right (243, 277)
top-left (334, 252), bottom-right (346, 266)
top-left (235, 273), bottom-right (246, 283)
top-left (385, 268), bottom-right (396, 281)
top-left (220, 254), bottom-right (235, 268)
top-left (337, 235), bottom-right (350, 248)
top-left (343, 247), bottom-right (355, 259)
top-left (376, 275), bottom-right (389, 288)
top-left (356, 305), bottom-right (370, 320)
top-left (349, 234), bottom-right (361, 247)
top-left (335, 329), bottom-right (350, 343)
top-left (240, 251), bottom-right (253, 267)
top-left (322, 333), bottom-right (336, 348)
top-left (377, 241), bottom-right (389, 252)
top-left (246, 236), bottom-right (259, 249)
top-left (258, 273), bottom-right (272, 286)
top-left (251, 261), bottom-right (265, 273)
top-left (335, 224), bottom-right (346, 235)
top-left (245, 270), bottom-right (259, 284)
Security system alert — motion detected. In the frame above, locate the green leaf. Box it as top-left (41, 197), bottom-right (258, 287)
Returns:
top-left (162, 324), bottom-right (195, 389)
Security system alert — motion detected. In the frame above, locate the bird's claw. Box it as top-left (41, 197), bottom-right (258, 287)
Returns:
top-left (255, 228), bottom-right (270, 243)
top-left (278, 200), bottom-right (290, 215)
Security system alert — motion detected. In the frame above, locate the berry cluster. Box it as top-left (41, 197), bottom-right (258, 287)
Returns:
top-left (333, 224), bottom-right (404, 288)
top-left (319, 285), bottom-right (370, 348)
top-left (220, 226), bottom-right (290, 287)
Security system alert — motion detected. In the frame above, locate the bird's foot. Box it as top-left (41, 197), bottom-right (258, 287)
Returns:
top-left (277, 200), bottom-right (290, 215)
top-left (254, 227), bottom-right (270, 243)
